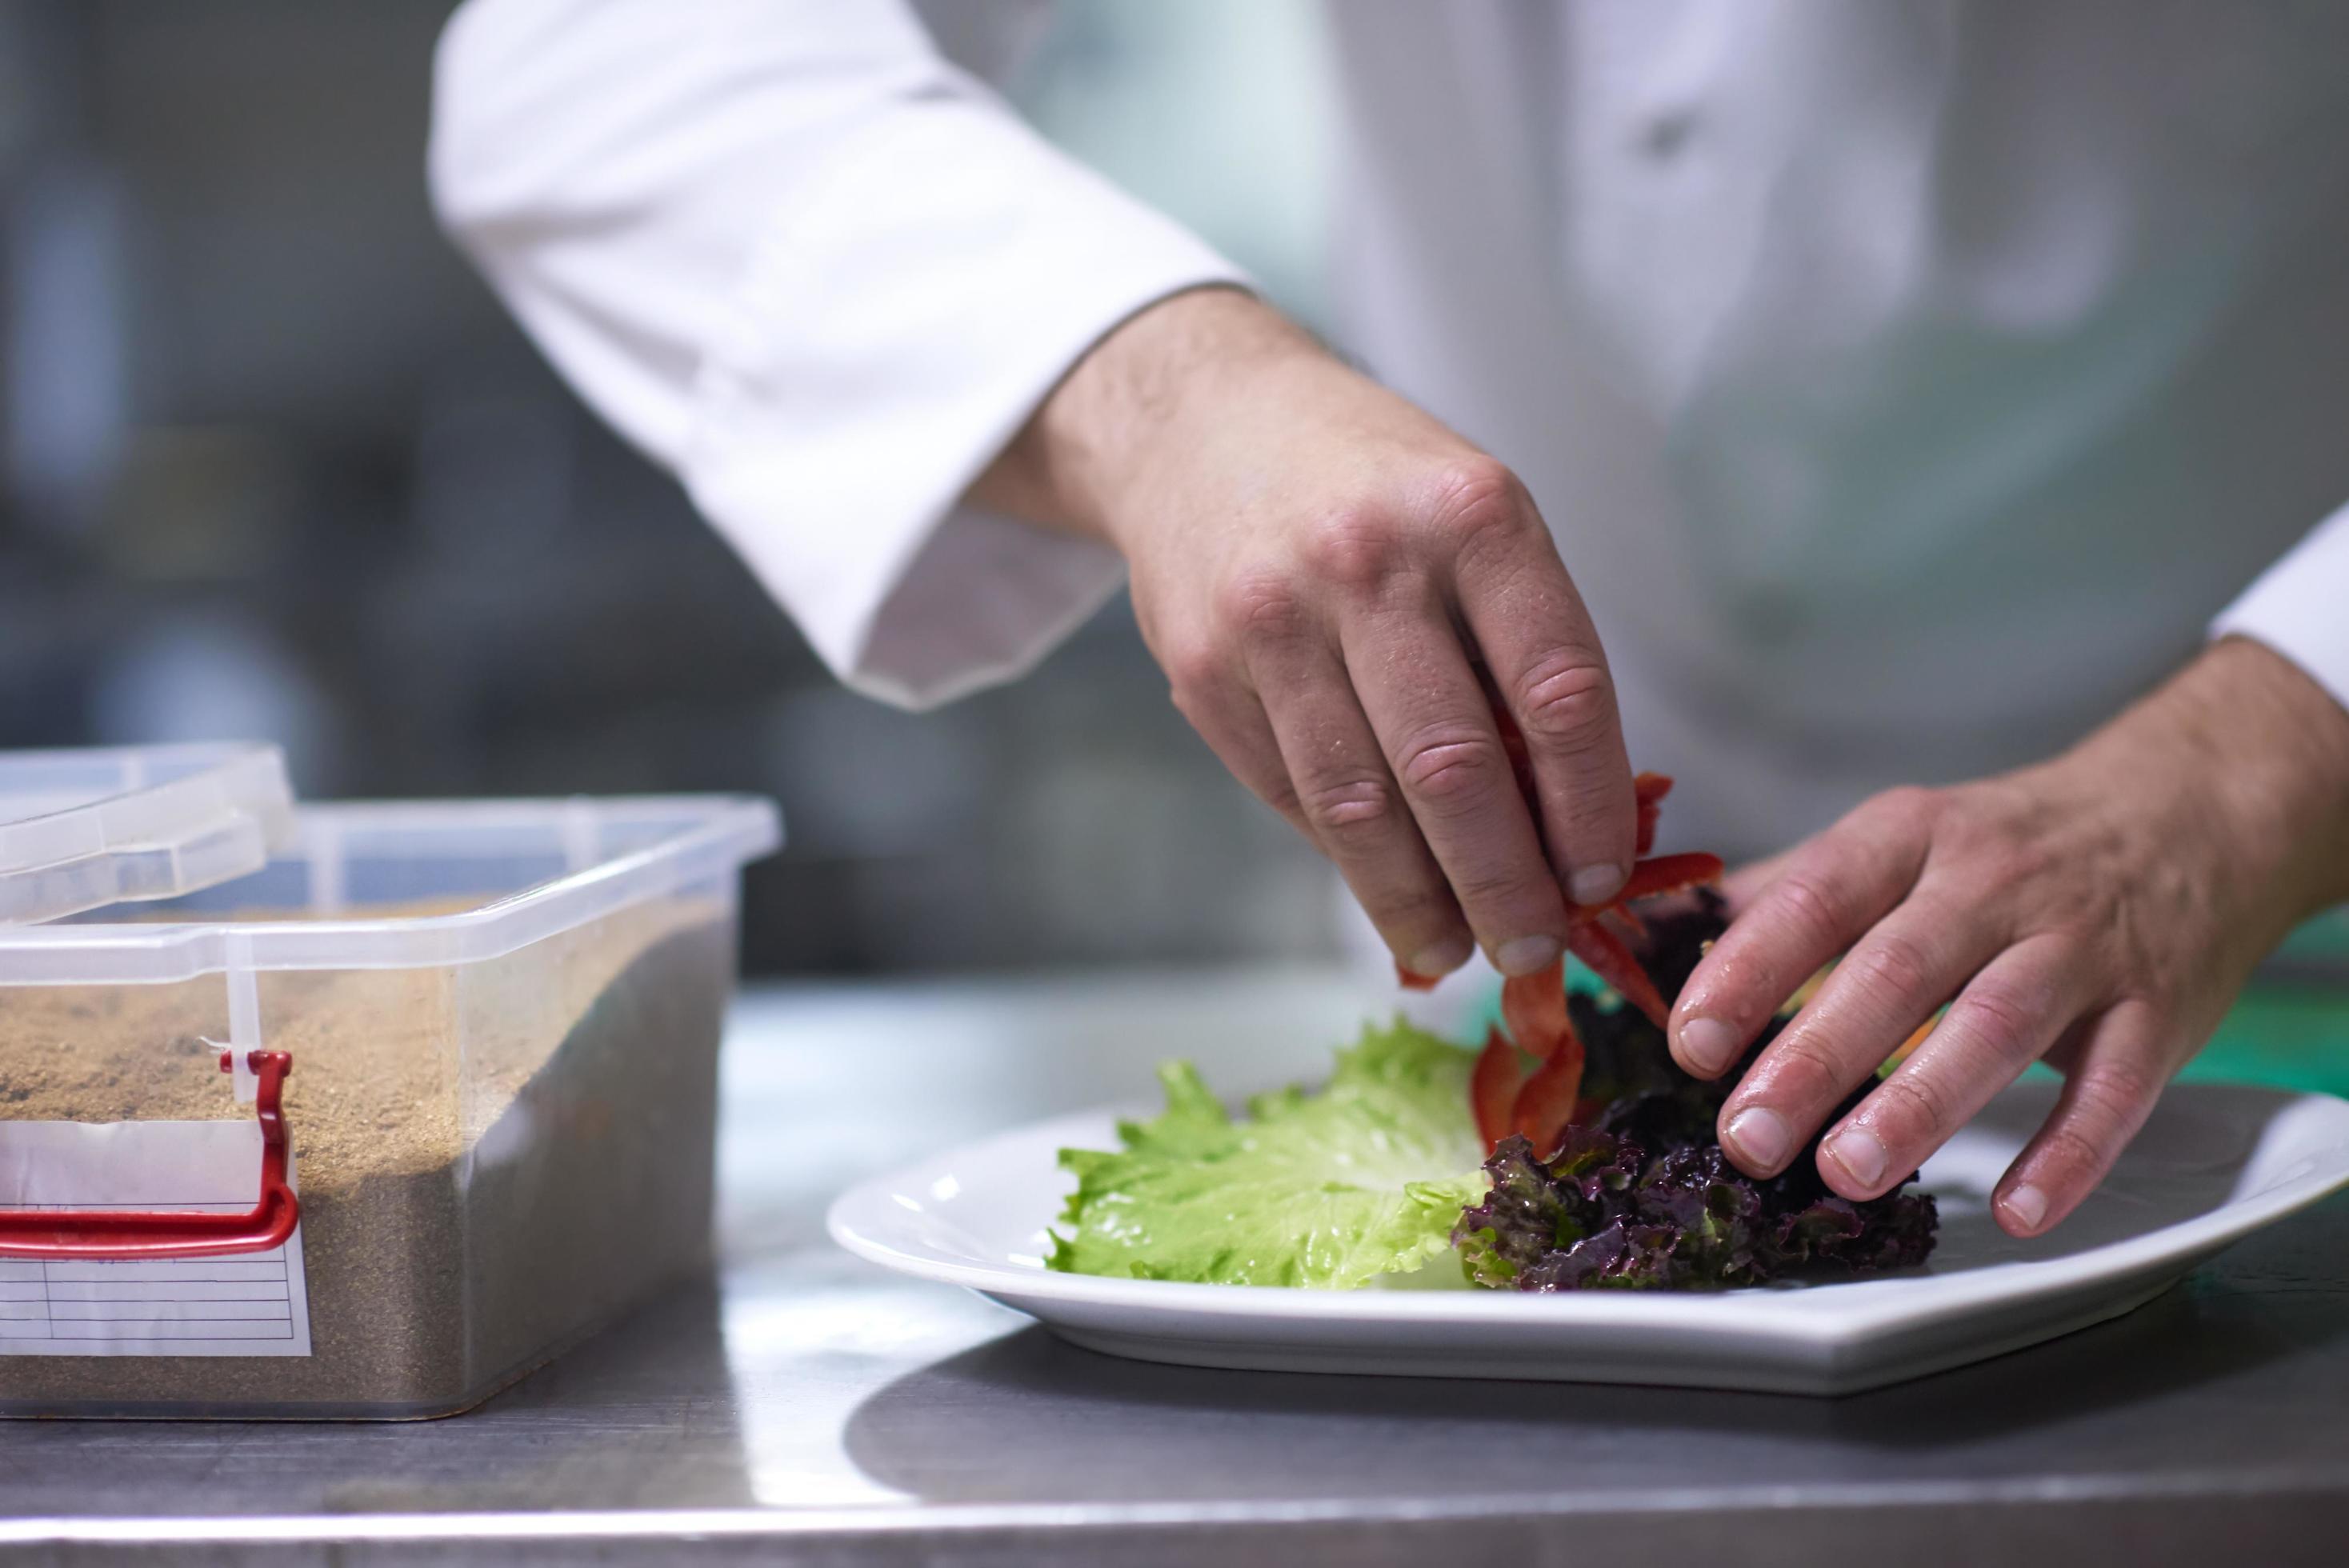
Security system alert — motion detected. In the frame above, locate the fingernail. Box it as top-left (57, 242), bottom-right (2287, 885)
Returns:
top-left (1571, 863), bottom-right (1625, 906)
top-left (1678, 1017), bottom-right (1739, 1074)
top-left (1408, 940), bottom-right (1473, 980)
top-left (1825, 1126), bottom-right (1888, 1190)
top-left (1494, 934), bottom-right (1563, 977)
top-left (1722, 1107), bottom-right (1793, 1171)
top-left (2001, 1183), bottom-right (2049, 1234)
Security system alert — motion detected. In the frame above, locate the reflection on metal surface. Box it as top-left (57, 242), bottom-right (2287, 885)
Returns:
top-left (719, 1255), bottom-right (1013, 1509)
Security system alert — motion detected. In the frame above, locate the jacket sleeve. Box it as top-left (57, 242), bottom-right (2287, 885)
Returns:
top-left (2211, 501), bottom-right (2349, 715)
top-left (429, 0), bottom-right (1246, 707)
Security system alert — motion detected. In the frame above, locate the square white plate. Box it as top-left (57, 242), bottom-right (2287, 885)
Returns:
top-left (827, 1078), bottom-right (2349, 1394)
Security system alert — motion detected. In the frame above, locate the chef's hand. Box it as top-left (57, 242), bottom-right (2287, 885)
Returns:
top-left (972, 286), bottom-right (1636, 982)
top-left (1672, 637), bottom-right (2349, 1238)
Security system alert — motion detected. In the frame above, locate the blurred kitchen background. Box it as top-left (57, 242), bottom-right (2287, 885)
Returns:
top-left (0, 0), bottom-right (1347, 975)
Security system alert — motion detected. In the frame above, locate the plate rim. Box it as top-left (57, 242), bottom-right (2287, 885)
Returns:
top-left (826, 1082), bottom-right (2349, 1350)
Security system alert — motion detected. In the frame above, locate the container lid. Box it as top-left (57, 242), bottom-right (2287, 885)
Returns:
top-left (0, 743), bottom-right (298, 924)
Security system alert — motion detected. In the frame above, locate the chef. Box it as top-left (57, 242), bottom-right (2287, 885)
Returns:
top-left (428, 0), bottom-right (2349, 1238)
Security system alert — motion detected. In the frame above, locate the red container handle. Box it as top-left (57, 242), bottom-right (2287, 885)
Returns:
top-left (0, 1050), bottom-right (300, 1261)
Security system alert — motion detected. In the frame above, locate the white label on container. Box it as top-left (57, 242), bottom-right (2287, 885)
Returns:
top-left (0, 1119), bottom-right (311, 1357)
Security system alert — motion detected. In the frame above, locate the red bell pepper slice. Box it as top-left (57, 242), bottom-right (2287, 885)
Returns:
top-left (1633, 772), bottom-right (1672, 857)
top-left (1616, 851), bottom-right (1725, 902)
top-left (1394, 962), bottom-right (1442, 992)
top-left (1567, 916), bottom-right (1671, 1030)
top-left (1510, 1018), bottom-right (1588, 1159)
top-left (1471, 1026), bottom-right (1523, 1151)
top-left (1500, 964), bottom-right (1573, 1060)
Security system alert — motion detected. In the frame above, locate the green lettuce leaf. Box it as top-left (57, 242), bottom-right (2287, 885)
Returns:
top-left (1046, 1018), bottom-right (1489, 1288)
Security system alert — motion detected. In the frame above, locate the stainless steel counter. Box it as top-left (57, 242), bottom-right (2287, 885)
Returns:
top-left (3, 969), bottom-right (2345, 1565)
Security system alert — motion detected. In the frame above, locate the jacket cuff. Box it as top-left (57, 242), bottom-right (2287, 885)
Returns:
top-left (2211, 499), bottom-right (2349, 716)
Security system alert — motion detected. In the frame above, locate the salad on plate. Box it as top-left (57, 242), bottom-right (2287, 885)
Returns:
top-left (1048, 775), bottom-right (1939, 1293)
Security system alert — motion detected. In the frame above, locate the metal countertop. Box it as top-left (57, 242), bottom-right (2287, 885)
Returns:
top-left (3, 968), bottom-right (2344, 1565)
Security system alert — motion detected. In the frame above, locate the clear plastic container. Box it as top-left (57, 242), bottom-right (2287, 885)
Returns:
top-left (0, 793), bottom-right (779, 1418)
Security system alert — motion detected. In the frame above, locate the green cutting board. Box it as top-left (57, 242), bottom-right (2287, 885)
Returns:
top-left (2196, 907), bottom-right (2349, 1096)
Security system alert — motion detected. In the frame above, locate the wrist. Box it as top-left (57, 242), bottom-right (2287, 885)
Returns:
top-left (2111, 638), bottom-right (2349, 937)
top-left (968, 286), bottom-right (1313, 548)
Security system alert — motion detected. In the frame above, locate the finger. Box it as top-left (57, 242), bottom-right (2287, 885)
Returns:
top-left (1334, 575), bottom-right (1574, 976)
top-left (1441, 473), bottom-right (1636, 906)
top-left (1671, 790), bottom-right (1935, 1080)
top-left (2036, 1013), bottom-right (2095, 1078)
top-left (1715, 886), bottom-right (1999, 1175)
top-left (1719, 846), bottom-right (1823, 1021)
top-left (1169, 663), bottom-right (1314, 840)
top-left (1721, 844), bottom-right (1801, 914)
top-left (1239, 624), bottom-right (1479, 981)
top-left (1813, 934), bottom-right (2091, 1199)
top-left (1992, 999), bottom-right (2170, 1238)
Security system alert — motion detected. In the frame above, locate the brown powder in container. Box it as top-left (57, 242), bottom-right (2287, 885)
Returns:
top-left (0, 895), bottom-right (735, 1418)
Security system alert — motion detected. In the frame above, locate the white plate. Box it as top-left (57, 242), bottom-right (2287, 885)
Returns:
top-left (828, 1079), bottom-right (2349, 1394)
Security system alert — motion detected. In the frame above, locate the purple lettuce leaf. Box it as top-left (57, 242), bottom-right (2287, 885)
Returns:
top-left (1452, 892), bottom-right (1939, 1292)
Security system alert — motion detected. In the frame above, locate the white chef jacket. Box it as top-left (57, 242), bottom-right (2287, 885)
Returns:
top-left (430, 0), bottom-right (2349, 857)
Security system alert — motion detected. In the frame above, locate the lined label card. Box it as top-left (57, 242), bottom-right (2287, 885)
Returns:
top-left (0, 1119), bottom-right (311, 1358)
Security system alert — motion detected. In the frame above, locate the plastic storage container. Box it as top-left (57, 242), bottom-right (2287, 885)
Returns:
top-left (0, 790), bottom-right (779, 1418)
